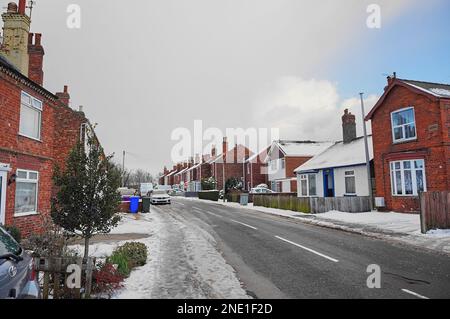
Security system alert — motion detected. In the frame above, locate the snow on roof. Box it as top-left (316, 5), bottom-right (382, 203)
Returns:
top-left (175, 167), bottom-right (189, 175)
top-left (276, 140), bottom-right (335, 157)
top-left (165, 170), bottom-right (177, 177)
top-left (211, 144), bottom-right (253, 163)
top-left (401, 79), bottom-right (450, 98)
top-left (295, 136), bottom-right (373, 173)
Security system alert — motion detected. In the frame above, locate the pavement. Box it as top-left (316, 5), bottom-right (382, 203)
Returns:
top-left (156, 197), bottom-right (450, 299)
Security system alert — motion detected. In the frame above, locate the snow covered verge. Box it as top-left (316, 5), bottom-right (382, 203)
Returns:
top-left (70, 210), bottom-right (249, 299)
top-left (178, 197), bottom-right (450, 255)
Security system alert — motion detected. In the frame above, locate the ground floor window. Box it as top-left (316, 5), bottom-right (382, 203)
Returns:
top-left (14, 169), bottom-right (39, 215)
top-left (344, 170), bottom-right (356, 195)
top-left (390, 159), bottom-right (426, 196)
top-left (300, 174), bottom-right (317, 197)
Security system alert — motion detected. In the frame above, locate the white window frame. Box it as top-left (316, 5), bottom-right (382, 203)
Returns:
top-left (391, 107), bottom-right (417, 143)
top-left (280, 159), bottom-right (285, 170)
top-left (19, 91), bottom-right (43, 141)
top-left (390, 159), bottom-right (427, 197)
top-left (344, 170), bottom-right (356, 195)
top-left (14, 169), bottom-right (39, 216)
top-left (299, 174), bottom-right (317, 197)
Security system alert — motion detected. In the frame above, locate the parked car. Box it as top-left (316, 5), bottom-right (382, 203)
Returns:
top-left (0, 226), bottom-right (40, 299)
top-left (150, 190), bottom-right (171, 205)
top-left (169, 189), bottom-right (184, 196)
top-left (250, 187), bottom-right (275, 194)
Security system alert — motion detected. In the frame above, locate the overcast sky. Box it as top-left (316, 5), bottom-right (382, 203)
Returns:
top-left (5, 0), bottom-right (449, 175)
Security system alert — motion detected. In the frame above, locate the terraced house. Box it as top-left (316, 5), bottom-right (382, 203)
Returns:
top-left (366, 75), bottom-right (450, 213)
top-left (0, 1), bottom-right (97, 236)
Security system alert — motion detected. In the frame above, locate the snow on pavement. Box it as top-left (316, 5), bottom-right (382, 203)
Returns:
top-left (72, 209), bottom-right (249, 299)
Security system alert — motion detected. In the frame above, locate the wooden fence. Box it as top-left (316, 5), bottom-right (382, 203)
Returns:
top-left (253, 194), bottom-right (371, 214)
top-left (420, 191), bottom-right (450, 233)
top-left (35, 257), bottom-right (96, 299)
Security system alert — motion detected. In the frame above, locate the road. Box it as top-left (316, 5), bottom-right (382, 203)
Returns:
top-left (155, 198), bottom-right (450, 299)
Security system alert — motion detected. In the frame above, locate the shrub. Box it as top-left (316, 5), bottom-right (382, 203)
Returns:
top-left (225, 177), bottom-right (243, 192)
top-left (114, 242), bottom-right (147, 268)
top-left (5, 226), bottom-right (21, 243)
top-left (108, 242), bottom-right (148, 277)
top-left (92, 262), bottom-right (124, 298)
top-left (21, 216), bottom-right (71, 257)
top-left (198, 190), bottom-right (220, 201)
top-left (201, 177), bottom-right (217, 191)
top-left (108, 251), bottom-right (130, 277)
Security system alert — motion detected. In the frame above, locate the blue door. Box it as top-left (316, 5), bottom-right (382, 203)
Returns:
top-left (323, 169), bottom-right (335, 197)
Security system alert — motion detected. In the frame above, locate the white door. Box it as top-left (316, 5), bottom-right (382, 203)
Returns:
top-left (0, 170), bottom-right (7, 225)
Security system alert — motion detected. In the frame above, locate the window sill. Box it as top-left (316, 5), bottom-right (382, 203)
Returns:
top-left (392, 138), bottom-right (417, 145)
top-left (391, 195), bottom-right (419, 198)
top-left (18, 134), bottom-right (42, 143)
top-left (14, 212), bottom-right (39, 218)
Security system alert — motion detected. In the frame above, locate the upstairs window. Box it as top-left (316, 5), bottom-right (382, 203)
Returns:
top-left (19, 92), bottom-right (42, 140)
top-left (391, 107), bottom-right (416, 143)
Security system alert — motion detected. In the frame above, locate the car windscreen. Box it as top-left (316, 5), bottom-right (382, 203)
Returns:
top-left (0, 227), bottom-right (21, 256)
top-left (153, 190), bottom-right (167, 195)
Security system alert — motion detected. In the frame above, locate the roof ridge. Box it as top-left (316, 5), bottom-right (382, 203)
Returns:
top-left (399, 78), bottom-right (450, 87)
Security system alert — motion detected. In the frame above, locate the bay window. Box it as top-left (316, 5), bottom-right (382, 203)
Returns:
top-left (390, 159), bottom-right (426, 196)
top-left (14, 169), bottom-right (39, 215)
top-left (19, 91), bottom-right (43, 140)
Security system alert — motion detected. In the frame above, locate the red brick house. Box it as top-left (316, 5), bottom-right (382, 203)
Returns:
top-left (366, 76), bottom-right (450, 213)
top-left (210, 137), bottom-right (252, 191)
top-left (243, 147), bottom-right (269, 191)
top-left (0, 1), bottom-right (97, 236)
top-left (266, 140), bottom-right (334, 193)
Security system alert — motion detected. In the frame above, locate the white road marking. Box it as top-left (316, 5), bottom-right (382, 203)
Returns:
top-left (275, 236), bottom-right (339, 263)
top-left (230, 220), bottom-right (258, 230)
top-left (401, 289), bottom-right (430, 299)
top-left (193, 208), bottom-right (223, 219)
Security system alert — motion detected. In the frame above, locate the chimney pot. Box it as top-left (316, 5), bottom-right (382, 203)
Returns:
top-left (35, 33), bottom-right (42, 46)
top-left (7, 3), bottom-right (18, 13)
top-left (78, 105), bottom-right (84, 112)
top-left (28, 33), bottom-right (34, 44)
top-left (64, 85), bottom-right (68, 93)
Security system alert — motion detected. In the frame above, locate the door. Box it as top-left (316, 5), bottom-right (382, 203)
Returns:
top-left (323, 169), bottom-right (335, 197)
top-left (0, 170), bottom-right (7, 225)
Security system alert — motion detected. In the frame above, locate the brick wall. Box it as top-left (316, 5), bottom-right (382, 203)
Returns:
top-left (371, 85), bottom-right (449, 213)
top-left (286, 157), bottom-right (311, 178)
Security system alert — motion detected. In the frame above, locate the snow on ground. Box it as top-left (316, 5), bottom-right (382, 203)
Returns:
top-left (70, 208), bottom-right (249, 299)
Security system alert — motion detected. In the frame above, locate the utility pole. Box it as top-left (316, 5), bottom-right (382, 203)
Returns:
top-left (222, 154), bottom-right (226, 202)
top-left (360, 93), bottom-right (374, 211)
top-left (122, 150), bottom-right (126, 187)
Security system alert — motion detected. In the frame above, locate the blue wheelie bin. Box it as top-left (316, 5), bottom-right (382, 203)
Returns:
top-left (130, 196), bottom-right (140, 214)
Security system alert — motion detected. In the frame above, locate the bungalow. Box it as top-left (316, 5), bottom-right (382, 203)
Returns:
top-left (366, 75), bottom-right (450, 213)
top-left (295, 110), bottom-right (374, 198)
top-left (265, 140), bottom-right (334, 193)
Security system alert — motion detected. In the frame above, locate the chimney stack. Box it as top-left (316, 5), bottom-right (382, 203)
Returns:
top-left (342, 109), bottom-right (357, 144)
top-left (28, 32), bottom-right (45, 85)
top-left (18, 0), bottom-right (26, 15)
top-left (56, 85), bottom-right (71, 106)
top-left (222, 137), bottom-right (228, 156)
top-left (1, 1), bottom-right (31, 75)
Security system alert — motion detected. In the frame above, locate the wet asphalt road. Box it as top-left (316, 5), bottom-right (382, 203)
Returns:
top-left (156, 198), bottom-right (450, 299)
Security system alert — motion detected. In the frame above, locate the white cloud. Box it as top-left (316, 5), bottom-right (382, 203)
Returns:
top-left (254, 77), bottom-right (378, 142)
